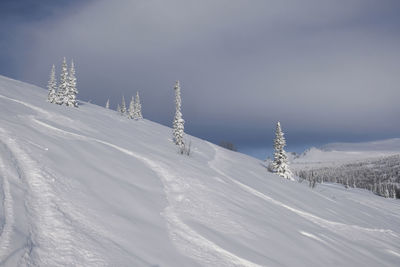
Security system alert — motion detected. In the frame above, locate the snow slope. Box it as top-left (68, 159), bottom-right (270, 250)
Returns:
top-left (0, 75), bottom-right (399, 266)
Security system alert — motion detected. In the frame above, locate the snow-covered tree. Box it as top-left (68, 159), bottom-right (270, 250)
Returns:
top-left (271, 121), bottom-right (294, 180)
top-left (105, 99), bottom-right (110, 109)
top-left (173, 81), bottom-right (185, 147)
top-left (61, 58), bottom-right (78, 107)
top-left (128, 96), bottom-right (135, 119)
top-left (134, 91), bottom-right (143, 119)
top-left (121, 95), bottom-right (127, 115)
top-left (56, 57), bottom-right (69, 105)
top-left (66, 60), bottom-right (78, 107)
top-left (47, 64), bottom-right (57, 103)
top-left (117, 104), bottom-right (121, 114)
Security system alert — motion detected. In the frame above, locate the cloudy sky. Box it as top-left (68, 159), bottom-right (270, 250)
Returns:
top-left (1, 0), bottom-right (399, 158)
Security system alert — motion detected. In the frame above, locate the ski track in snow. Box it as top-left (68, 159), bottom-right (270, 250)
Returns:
top-left (299, 231), bottom-right (327, 244)
top-left (0, 94), bottom-right (93, 133)
top-left (208, 145), bottom-right (399, 240)
top-left (0, 128), bottom-right (108, 266)
top-left (0, 152), bottom-right (15, 261)
top-left (29, 117), bottom-right (262, 267)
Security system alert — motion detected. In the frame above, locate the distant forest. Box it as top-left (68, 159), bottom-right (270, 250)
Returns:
top-left (295, 154), bottom-right (400, 199)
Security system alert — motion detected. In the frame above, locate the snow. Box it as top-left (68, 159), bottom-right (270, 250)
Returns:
top-left (0, 74), bottom-right (399, 266)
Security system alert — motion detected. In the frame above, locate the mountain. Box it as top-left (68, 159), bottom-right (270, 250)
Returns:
top-left (0, 75), bottom-right (399, 266)
top-left (321, 139), bottom-right (400, 152)
top-left (291, 139), bottom-right (400, 170)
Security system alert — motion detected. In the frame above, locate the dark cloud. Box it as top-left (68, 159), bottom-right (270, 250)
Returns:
top-left (2, 0), bottom-right (400, 158)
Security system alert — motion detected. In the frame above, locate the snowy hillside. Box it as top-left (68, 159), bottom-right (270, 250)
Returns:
top-left (0, 75), bottom-right (399, 266)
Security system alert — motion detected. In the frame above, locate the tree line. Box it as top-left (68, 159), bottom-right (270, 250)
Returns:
top-left (295, 155), bottom-right (400, 198)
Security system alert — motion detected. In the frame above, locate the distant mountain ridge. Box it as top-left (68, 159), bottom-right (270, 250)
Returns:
top-left (320, 138), bottom-right (400, 152)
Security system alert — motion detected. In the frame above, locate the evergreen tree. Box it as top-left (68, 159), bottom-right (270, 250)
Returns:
top-left (121, 95), bottom-right (127, 115)
top-left (173, 81), bottom-right (185, 147)
top-left (105, 99), bottom-right (110, 109)
top-left (47, 64), bottom-right (57, 103)
top-left (128, 96), bottom-right (135, 119)
top-left (271, 122), bottom-right (294, 180)
top-left (56, 57), bottom-right (69, 105)
top-left (117, 104), bottom-right (122, 114)
top-left (134, 91), bottom-right (143, 119)
top-left (66, 59), bottom-right (78, 107)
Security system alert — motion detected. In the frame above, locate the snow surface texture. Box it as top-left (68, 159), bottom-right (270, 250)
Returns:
top-left (0, 75), bottom-right (399, 266)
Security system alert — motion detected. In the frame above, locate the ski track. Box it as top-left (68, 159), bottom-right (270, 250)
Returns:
top-left (0, 153), bottom-right (15, 260)
top-left (0, 94), bottom-right (93, 133)
top-left (208, 145), bottom-right (399, 239)
top-left (30, 117), bottom-right (262, 267)
top-left (0, 95), bottom-right (50, 117)
top-left (0, 128), bottom-right (107, 266)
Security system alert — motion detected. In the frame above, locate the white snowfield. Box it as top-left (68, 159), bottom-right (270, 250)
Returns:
top-left (0, 75), bottom-right (399, 266)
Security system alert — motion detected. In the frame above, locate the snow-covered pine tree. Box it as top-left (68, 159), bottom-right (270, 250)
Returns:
top-left (134, 91), bottom-right (142, 120)
top-left (271, 121), bottom-right (294, 180)
top-left (121, 95), bottom-right (127, 115)
top-left (128, 96), bottom-right (135, 119)
top-left (173, 81), bottom-right (185, 147)
top-left (66, 60), bottom-right (78, 107)
top-left (56, 57), bottom-right (69, 105)
top-left (117, 104), bottom-right (121, 114)
top-left (105, 99), bottom-right (110, 109)
top-left (47, 64), bottom-right (57, 103)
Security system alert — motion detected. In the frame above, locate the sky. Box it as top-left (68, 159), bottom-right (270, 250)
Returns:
top-left (1, 0), bottom-right (400, 159)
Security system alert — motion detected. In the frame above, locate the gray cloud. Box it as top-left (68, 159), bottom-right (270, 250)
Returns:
top-left (4, 0), bottom-right (400, 157)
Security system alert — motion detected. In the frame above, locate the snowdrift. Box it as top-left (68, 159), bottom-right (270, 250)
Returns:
top-left (0, 75), bottom-right (399, 266)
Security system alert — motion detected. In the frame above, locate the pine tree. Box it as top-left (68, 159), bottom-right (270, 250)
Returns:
top-left (128, 96), bottom-right (135, 119)
top-left (105, 99), bottom-right (110, 109)
top-left (173, 81), bottom-right (185, 147)
top-left (47, 64), bottom-right (57, 103)
top-left (271, 121), bottom-right (294, 180)
top-left (56, 57), bottom-right (69, 105)
top-left (117, 104), bottom-right (121, 114)
top-left (121, 95), bottom-right (127, 115)
top-left (66, 59), bottom-right (78, 107)
top-left (134, 91), bottom-right (143, 119)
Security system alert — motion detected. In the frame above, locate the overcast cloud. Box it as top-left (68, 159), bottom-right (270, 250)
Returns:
top-left (2, 0), bottom-right (400, 158)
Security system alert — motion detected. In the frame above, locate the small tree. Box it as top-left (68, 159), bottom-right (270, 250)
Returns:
top-left (66, 59), bottom-right (78, 107)
top-left (117, 104), bottom-right (122, 114)
top-left (121, 95), bottom-right (127, 115)
top-left (47, 64), bottom-right (57, 103)
top-left (173, 81), bottom-right (185, 147)
top-left (219, 141), bottom-right (237, 151)
top-left (271, 121), bottom-right (294, 180)
top-left (56, 57), bottom-right (69, 105)
top-left (105, 99), bottom-right (110, 109)
top-left (128, 96), bottom-right (135, 119)
top-left (134, 91), bottom-right (143, 119)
